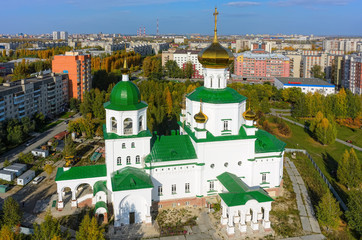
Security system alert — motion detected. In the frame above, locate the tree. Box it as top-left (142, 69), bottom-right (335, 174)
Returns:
top-left (69, 98), bottom-right (80, 112)
top-left (337, 148), bottom-right (361, 190)
top-left (183, 62), bottom-right (194, 79)
top-left (310, 65), bottom-right (326, 80)
top-left (44, 164), bottom-right (53, 176)
top-left (316, 191), bottom-right (341, 231)
top-left (3, 158), bottom-right (10, 167)
top-left (0, 225), bottom-right (15, 240)
top-left (63, 135), bottom-right (76, 157)
top-left (32, 210), bottom-right (68, 240)
top-left (76, 215), bottom-right (105, 240)
top-left (18, 152), bottom-right (34, 164)
top-left (309, 111), bottom-right (336, 145)
top-left (345, 190), bottom-right (362, 237)
top-left (2, 197), bottom-right (22, 227)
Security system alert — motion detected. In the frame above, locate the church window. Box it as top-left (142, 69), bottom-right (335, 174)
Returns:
top-left (111, 117), bottom-right (117, 132)
top-left (238, 161), bottom-right (242, 166)
top-left (126, 156), bottom-right (131, 165)
top-left (185, 201), bottom-right (190, 206)
top-left (123, 118), bottom-right (133, 135)
top-left (158, 186), bottom-right (163, 196)
top-left (138, 116), bottom-right (143, 131)
top-left (131, 142), bottom-right (135, 148)
top-left (224, 162), bottom-right (228, 167)
top-left (209, 181), bottom-right (215, 191)
top-left (117, 157), bottom-right (121, 165)
top-left (158, 204), bottom-right (163, 209)
top-left (223, 121), bottom-right (229, 131)
top-left (210, 164), bottom-right (215, 169)
top-left (185, 183), bottom-right (190, 193)
top-left (172, 203), bottom-right (177, 208)
top-left (122, 143), bottom-right (126, 149)
top-left (172, 184), bottom-right (176, 194)
top-left (136, 155), bottom-right (140, 164)
top-left (262, 173), bottom-right (267, 183)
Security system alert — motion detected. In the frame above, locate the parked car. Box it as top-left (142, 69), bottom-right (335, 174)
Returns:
top-left (32, 176), bottom-right (45, 185)
top-left (346, 140), bottom-right (353, 143)
top-left (65, 120), bottom-right (69, 124)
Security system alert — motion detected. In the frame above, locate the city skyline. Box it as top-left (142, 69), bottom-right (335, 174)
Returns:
top-left (3, 0), bottom-right (362, 36)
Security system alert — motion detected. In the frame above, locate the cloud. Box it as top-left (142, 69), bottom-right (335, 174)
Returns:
top-left (271, 0), bottom-right (352, 7)
top-left (225, 1), bottom-right (262, 7)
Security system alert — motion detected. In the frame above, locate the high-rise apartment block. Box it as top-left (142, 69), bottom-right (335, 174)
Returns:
top-left (0, 73), bottom-right (68, 122)
top-left (53, 31), bottom-right (68, 40)
top-left (234, 50), bottom-right (290, 80)
top-left (323, 39), bottom-right (362, 53)
top-left (52, 52), bottom-right (92, 100)
top-left (342, 54), bottom-right (362, 94)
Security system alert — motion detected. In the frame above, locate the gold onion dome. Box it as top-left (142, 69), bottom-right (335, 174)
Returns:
top-left (244, 107), bottom-right (256, 121)
top-left (121, 57), bottom-right (129, 74)
top-left (194, 100), bottom-right (208, 123)
top-left (198, 8), bottom-right (234, 69)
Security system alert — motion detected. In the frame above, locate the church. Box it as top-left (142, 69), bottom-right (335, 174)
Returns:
top-left (55, 8), bottom-right (285, 235)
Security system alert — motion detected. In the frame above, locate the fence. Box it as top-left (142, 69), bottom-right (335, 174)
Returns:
top-left (285, 148), bottom-right (348, 211)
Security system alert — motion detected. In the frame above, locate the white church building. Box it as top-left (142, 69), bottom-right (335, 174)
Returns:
top-left (55, 8), bottom-right (285, 235)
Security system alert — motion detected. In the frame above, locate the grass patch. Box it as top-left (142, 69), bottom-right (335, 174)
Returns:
top-left (336, 124), bottom-right (362, 148)
top-left (276, 120), bottom-right (362, 205)
top-left (39, 120), bottom-right (64, 132)
top-left (58, 111), bottom-right (75, 119)
top-left (270, 167), bottom-right (303, 237)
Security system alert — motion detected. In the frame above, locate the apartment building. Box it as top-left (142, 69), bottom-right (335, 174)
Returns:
top-left (60, 31), bottom-right (68, 41)
top-left (52, 51), bottom-right (92, 101)
top-left (285, 54), bottom-right (302, 78)
top-left (161, 49), bottom-right (176, 66)
top-left (0, 73), bottom-right (68, 122)
top-left (234, 50), bottom-right (290, 80)
top-left (301, 52), bottom-right (341, 80)
top-left (342, 55), bottom-right (362, 94)
top-left (323, 39), bottom-right (362, 52)
top-left (173, 49), bottom-right (203, 78)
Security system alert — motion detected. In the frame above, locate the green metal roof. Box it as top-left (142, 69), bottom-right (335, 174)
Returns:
top-left (111, 167), bottom-right (153, 192)
top-left (145, 134), bottom-right (197, 163)
top-left (93, 181), bottom-right (107, 196)
top-left (217, 172), bottom-right (273, 207)
top-left (255, 130), bottom-right (286, 153)
top-left (55, 165), bottom-right (107, 181)
top-left (94, 201), bottom-right (108, 212)
top-left (187, 86), bottom-right (247, 104)
top-left (104, 80), bottom-right (148, 111)
top-left (178, 121), bottom-right (256, 143)
top-left (103, 125), bottom-right (152, 140)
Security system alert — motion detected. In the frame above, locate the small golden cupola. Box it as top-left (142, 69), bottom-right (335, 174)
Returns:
top-left (243, 106), bottom-right (256, 121)
top-left (198, 7), bottom-right (234, 69)
top-left (194, 100), bottom-right (208, 124)
top-left (121, 45), bottom-right (129, 75)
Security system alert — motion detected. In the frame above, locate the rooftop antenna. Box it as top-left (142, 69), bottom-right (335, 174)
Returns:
top-left (157, 18), bottom-right (159, 36)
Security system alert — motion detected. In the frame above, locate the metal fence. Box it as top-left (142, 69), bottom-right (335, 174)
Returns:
top-left (285, 148), bottom-right (348, 211)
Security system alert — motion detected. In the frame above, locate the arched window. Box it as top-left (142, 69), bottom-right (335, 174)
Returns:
top-left (111, 117), bottom-right (117, 132)
top-left (122, 143), bottom-right (126, 149)
top-left (124, 118), bottom-right (133, 135)
top-left (138, 116), bottom-right (143, 131)
top-left (136, 155), bottom-right (140, 164)
top-left (131, 142), bottom-right (135, 148)
top-left (126, 156), bottom-right (131, 165)
top-left (117, 157), bottom-right (121, 165)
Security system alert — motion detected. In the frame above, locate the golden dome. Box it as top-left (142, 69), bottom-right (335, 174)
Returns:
top-left (198, 8), bottom-right (234, 69)
top-left (243, 107), bottom-right (256, 121)
top-left (194, 100), bottom-right (208, 123)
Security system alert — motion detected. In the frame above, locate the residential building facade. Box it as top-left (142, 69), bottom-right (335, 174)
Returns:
top-left (0, 73), bottom-right (68, 122)
top-left (274, 77), bottom-right (335, 95)
top-left (173, 49), bottom-right (203, 78)
top-left (52, 51), bottom-right (92, 100)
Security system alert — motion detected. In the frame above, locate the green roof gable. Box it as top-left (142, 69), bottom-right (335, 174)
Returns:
top-left (94, 201), bottom-right (108, 212)
top-left (255, 130), bottom-right (286, 153)
top-left (145, 134), bottom-right (197, 163)
top-left (55, 165), bottom-right (107, 181)
top-left (187, 86), bottom-right (247, 104)
top-left (217, 172), bottom-right (273, 207)
top-left (111, 167), bottom-right (153, 192)
top-left (93, 181), bottom-right (107, 196)
top-left (103, 124), bottom-right (152, 140)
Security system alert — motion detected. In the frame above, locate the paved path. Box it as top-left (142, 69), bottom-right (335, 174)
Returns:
top-left (270, 109), bottom-right (362, 151)
top-left (285, 157), bottom-right (322, 234)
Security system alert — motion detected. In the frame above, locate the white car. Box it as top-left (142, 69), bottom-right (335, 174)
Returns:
top-left (32, 176), bottom-right (45, 185)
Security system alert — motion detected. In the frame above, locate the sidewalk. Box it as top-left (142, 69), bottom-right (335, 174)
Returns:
top-left (285, 157), bottom-right (321, 234)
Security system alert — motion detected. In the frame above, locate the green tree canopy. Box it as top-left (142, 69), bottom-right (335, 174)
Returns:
top-left (2, 197), bottom-right (22, 227)
top-left (76, 215), bottom-right (105, 240)
top-left (316, 191), bottom-right (341, 231)
top-left (32, 210), bottom-right (68, 240)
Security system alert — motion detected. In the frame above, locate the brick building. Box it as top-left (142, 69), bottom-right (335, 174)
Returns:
top-left (52, 52), bottom-right (91, 100)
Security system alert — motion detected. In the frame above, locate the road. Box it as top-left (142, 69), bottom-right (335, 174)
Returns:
top-left (0, 113), bottom-right (81, 168)
top-left (270, 109), bottom-right (362, 151)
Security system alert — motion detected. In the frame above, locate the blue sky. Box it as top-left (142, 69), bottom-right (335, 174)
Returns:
top-left (3, 0), bottom-right (362, 35)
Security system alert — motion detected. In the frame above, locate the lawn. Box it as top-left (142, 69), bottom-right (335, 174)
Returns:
top-left (39, 120), bottom-right (64, 133)
top-left (276, 120), bottom-right (362, 204)
top-left (336, 124), bottom-right (362, 148)
top-left (58, 111), bottom-right (75, 119)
